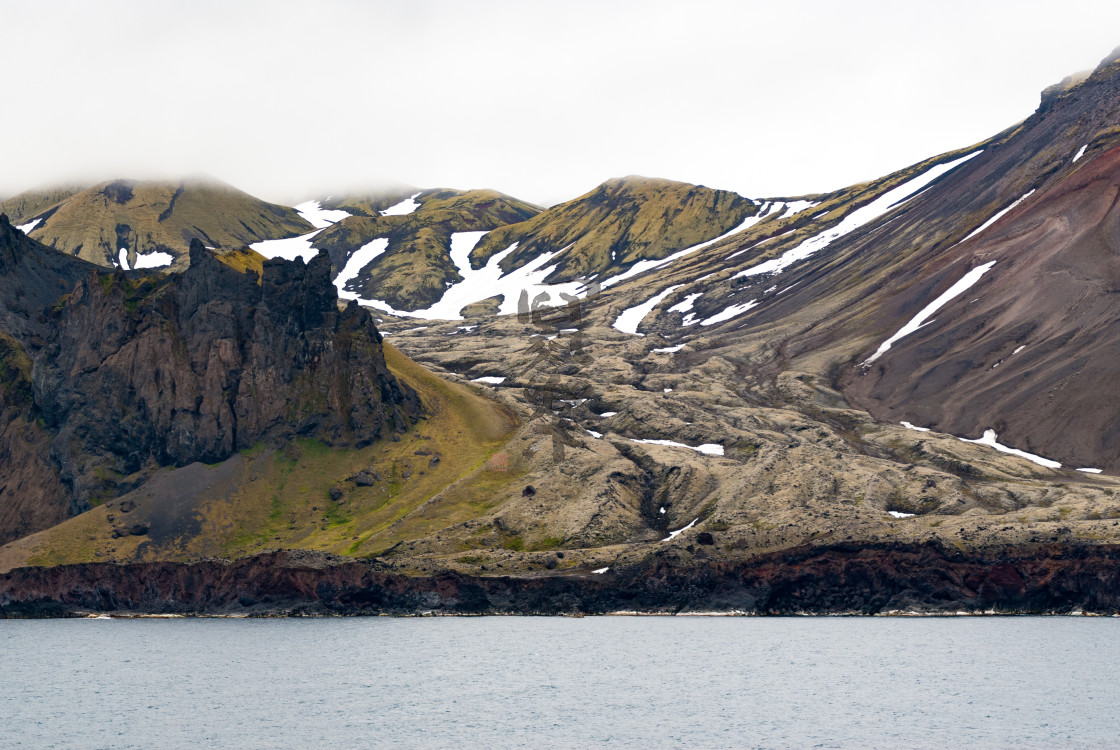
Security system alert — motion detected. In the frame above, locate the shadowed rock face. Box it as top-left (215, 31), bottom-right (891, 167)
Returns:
top-left (0, 219), bottom-right (419, 539)
top-left (0, 216), bottom-right (101, 543)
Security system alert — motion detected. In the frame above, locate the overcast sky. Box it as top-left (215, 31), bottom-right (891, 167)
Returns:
top-left (4, 0), bottom-right (1120, 206)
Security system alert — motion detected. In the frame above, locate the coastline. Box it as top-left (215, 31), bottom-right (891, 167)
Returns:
top-left (3, 540), bottom-right (1120, 618)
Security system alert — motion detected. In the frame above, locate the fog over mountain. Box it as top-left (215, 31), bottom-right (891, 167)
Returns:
top-left (4, 0), bottom-right (1120, 205)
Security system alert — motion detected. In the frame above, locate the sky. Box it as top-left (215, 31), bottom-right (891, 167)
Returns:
top-left (4, 0), bottom-right (1120, 207)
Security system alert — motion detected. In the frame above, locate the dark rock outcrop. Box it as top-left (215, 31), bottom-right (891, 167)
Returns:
top-left (3, 542), bottom-right (1119, 617)
top-left (0, 217), bottom-right (98, 542)
top-left (0, 219), bottom-right (419, 539)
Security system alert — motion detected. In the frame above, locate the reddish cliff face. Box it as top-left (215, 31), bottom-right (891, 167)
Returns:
top-left (0, 220), bottom-right (420, 542)
top-left (3, 543), bottom-right (1120, 617)
top-left (846, 142), bottom-right (1120, 469)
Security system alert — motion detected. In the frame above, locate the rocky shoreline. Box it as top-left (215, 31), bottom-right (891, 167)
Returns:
top-left (3, 541), bottom-right (1119, 618)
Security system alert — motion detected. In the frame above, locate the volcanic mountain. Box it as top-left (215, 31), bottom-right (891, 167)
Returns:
top-left (7, 49), bottom-right (1120, 616)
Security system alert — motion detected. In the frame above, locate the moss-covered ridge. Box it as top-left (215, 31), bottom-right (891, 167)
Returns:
top-left (469, 176), bottom-right (756, 283)
top-left (4, 177), bottom-right (312, 269)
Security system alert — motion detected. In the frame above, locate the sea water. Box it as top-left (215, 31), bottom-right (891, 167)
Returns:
top-left (2, 617), bottom-right (1117, 748)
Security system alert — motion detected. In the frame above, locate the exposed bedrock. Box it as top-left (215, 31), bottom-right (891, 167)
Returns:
top-left (3, 543), bottom-right (1119, 617)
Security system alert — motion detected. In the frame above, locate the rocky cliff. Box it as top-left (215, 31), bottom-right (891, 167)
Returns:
top-left (0, 216), bottom-right (420, 541)
top-left (3, 542), bottom-right (1119, 617)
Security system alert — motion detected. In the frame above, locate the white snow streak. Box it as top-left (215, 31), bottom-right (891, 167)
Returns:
top-left (960, 429), bottom-right (1061, 469)
top-left (959, 190), bottom-right (1035, 244)
top-left (586, 429), bottom-right (603, 439)
top-left (471, 376), bottom-right (506, 385)
top-left (16, 218), bottom-right (42, 234)
top-left (901, 421), bottom-right (931, 432)
top-left (734, 151), bottom-right (983, 281)
top-left (255, 200), bottom-right (351, 262)
top-left (591, 567), bottom-right (610, 574)
top-left (381, 192), bottom-right (422, 216)
top-left (651, 345), bottom-right (684, 353)
top-left (864, 261), bottom-right (997, 364)
top-left (668, 292), bottom-right (702, 315)
top-left (662, 518), bottom-right (698, 541)
top-left (1073, 145), bottom-right (1088, 163)
top-left (613, 285), bottom-right (682, 335)
top-left (600, 213), bottom-right (765, 289)
top-left (117, 248), bottom-right (129, 270)
top-left (700, 300), bottom-right (759, 327)
top-left (888, 510), bottom-right (916, 518)
top-left (779, 200), bottom-right (818, 218)
top-left (294, 200), bottom-right (351, 229)
top-left (599, 412), bottom-right (617, 418)
top-left (334, 238), bottom-right (391, 301)
top-left (632, 438), bottom-right (724, 456)
top-left (1078, 467), bottom-right (1103, 474)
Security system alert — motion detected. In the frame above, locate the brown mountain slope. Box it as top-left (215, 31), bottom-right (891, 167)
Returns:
top-left (845, 141), bottom-right (1120, 470)
top-left (13, 178), bottom-right (312, 269)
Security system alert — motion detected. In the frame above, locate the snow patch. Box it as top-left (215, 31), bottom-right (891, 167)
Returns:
top-left (471, 376), bottom-right (506, 385)
top-left (117, 248), bottom-right (129, 270)
top-left (591, 567), bottom-right (609, 574)
top-left (735, 151), bottom-right (982, 281)
top-left (959, 429), bottom-right (1061, 469)
top-left (294, 200), bottom-right (351, 229)
top-left (599, 412), bottom-right (617, 418)
top-left (252, 230), bottom-right (324, 263)
top-left (864, 261), bottom-right (997, 364)
top-left (959, 190), bottom-right (1036, 244)
top-left (779, 200), bottom-right (818, 218)
top-left (651, 345), bottom-right (684, 353)
top-left (1013, 345), bottom-right (1026, 355)
top-left (334, 238), bottom-right (391, 301)
top-left (16, 218), bottom-right (42, 234)
top-left (901, 421), bottom-right (931, 432)
top-left (633, 438), bottom-right (724, 456)
top-left (586, 429), bottom-right (603, 439)
top-left (888, 510), bottom-right (915, 518)
top-left (600, 214), bottom-right (765, 289)
top-left (613, 285), bottom-right (682, 335)
top-left (132, 250), bottom-right (174, 269)
top-left (1073, 144), bottom-right (1088, 163)
top-left (700, 299), bottom-right (759, 327)
top-left (662, 518), bottom-right (698, 542)
top-left (668, 293), bottom-right (702, 314)
top-left (381, 192), bottom-right (422, 216)
top-left (1078, 467), bottom-right (1103, 474)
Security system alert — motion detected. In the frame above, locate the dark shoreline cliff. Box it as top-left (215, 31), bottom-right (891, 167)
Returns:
top-left (3, 542), bottom-right (1120, 618)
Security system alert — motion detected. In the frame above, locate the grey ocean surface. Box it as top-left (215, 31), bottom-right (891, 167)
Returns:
top-left (2, 617), bottom-right (1117, 749)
